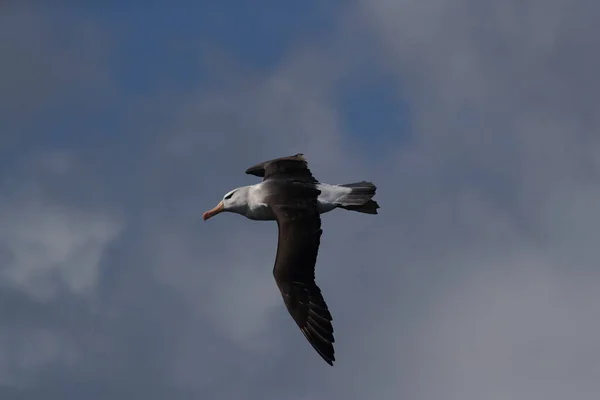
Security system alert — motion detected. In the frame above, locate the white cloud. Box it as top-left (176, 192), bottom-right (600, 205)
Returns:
top-left (0, 200), bottom-right (122, 300)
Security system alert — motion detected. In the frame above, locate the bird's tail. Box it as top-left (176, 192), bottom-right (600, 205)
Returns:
top-left (336, 181), bottom-right (380, 214)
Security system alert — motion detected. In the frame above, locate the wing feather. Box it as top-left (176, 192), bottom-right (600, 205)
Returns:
top-left (245, 153), bottom-right (318, 183)
top-left (258, 155), bottom-right (334, 366)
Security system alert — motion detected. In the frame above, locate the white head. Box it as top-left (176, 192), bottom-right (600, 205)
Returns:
top-left (202, 186), bottom-right (250, 221)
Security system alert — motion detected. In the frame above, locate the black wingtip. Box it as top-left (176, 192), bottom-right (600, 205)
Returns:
top-left (300, 327), bottom-right (336, 366)
top-left (300, 291), bottom-right (336, 366)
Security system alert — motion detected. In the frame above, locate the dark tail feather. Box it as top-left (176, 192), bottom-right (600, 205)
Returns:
top-left (336, 181), bottom-right (380, 214)
top-left (339, 199), bottom-right (380, 214)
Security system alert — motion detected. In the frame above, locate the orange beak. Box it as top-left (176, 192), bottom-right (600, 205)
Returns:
top-left (202, 200), bottom-right (224, 221)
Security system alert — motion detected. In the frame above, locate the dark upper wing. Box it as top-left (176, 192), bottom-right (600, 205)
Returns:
top-left (245, 153), bottom-right (318, 183)
top-left (266, 180), bottom-right (335, 366)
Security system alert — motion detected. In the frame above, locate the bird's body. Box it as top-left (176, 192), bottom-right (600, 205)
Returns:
top-left (221, 182), bottom-right (362, 221)
top-left (203, 153), bottom-right (379, 366)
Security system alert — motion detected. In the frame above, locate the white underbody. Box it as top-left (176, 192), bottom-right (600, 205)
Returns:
top-left (244, 182), bottom-right (351, 221)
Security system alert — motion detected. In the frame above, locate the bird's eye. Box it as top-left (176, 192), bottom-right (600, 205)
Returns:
top-left (224, 192), bottom-right (234, 200)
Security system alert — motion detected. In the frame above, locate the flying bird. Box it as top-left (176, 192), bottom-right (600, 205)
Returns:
top-left (202, 153), bottom-right (379, 366)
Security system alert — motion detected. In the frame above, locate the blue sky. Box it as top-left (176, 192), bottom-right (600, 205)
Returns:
top-left (2, 2), bottom-right (600, 400)
top-left (21, 2), bottom-right (408, 160)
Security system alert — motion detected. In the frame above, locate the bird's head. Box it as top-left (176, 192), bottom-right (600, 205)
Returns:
top-left (202, 187), bottom-right (249, 221)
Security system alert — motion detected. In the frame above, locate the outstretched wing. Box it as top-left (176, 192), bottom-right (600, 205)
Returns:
top-left (245, 153), bottom-right (318, 183)
top-left (264, 173), bottom-right (335, 366)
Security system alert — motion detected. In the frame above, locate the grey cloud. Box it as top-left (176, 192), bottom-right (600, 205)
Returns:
top-left (410, 261), bottom-right (600, 400)
top-left (352, 0), bottom-right (600, 398)
top-left (2, 1), bottom-right (600, 399)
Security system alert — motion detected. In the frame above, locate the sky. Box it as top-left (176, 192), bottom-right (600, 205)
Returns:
top-left (1, 1), bottom-right (600, 399)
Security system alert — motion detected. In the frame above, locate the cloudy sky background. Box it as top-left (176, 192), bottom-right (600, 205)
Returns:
top-left (2, 1), bottom-right (600, 399)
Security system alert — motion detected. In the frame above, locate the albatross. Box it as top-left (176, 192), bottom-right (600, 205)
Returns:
top-left (202, 153), bottom-right (379, 366)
